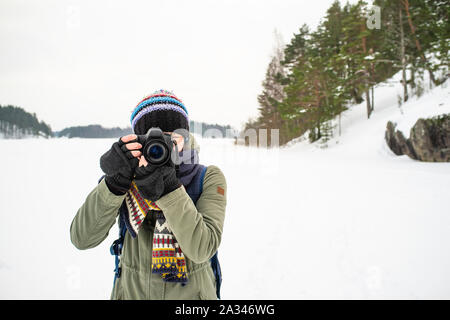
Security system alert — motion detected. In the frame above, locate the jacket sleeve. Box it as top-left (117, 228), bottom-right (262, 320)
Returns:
top-left (70, 178), bottom-right (126, 250)
top-left (155, 165), bottom-right (227, 263)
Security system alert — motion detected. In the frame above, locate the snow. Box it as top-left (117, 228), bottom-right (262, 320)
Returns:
top-left (0, 76), bottom-right (449, 299)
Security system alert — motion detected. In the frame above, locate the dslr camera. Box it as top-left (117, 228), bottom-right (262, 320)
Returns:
top-left (137, 127), bottom-right (180, 167)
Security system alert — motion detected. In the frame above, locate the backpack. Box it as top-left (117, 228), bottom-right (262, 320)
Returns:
top-left (99, 166), bottom-right (223, 299)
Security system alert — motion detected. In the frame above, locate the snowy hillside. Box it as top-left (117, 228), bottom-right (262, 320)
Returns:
top-left (0, 77), bottom-right (449, 299)
top-left (285, 71), bottom-right (450, 155)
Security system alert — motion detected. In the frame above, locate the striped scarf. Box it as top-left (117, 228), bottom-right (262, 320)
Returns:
top-left (124, 181), bottom-right (188, 283)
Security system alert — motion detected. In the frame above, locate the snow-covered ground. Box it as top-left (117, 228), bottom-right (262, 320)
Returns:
top-left (0, 77), bottom-right (449, 299)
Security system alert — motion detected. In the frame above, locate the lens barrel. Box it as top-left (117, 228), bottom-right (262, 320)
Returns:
top-left (140, 127), bottom-right (172, 167)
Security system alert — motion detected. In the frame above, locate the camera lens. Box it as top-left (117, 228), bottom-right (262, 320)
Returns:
top-left (145, 141), bottom-right (168, 165)
top-left (149, 144), bottom-right (164, 159)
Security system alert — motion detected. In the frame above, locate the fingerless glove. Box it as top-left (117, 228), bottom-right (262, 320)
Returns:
top-left (134, 164), bottom-right (182, 202)
top-left (100, 137), bottom-right (139, 195)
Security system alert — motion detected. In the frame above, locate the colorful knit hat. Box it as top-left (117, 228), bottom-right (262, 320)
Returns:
top-left (130, 89), bottom-right (189, 135)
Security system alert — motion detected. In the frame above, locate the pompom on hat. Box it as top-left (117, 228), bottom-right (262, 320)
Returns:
top-left (130, 89), bottom-right (189, 135)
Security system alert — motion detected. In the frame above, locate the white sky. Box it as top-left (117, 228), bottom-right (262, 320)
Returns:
top-left (0, 0), bottom-right (356, 132)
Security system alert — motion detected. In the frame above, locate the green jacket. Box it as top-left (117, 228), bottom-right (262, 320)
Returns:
top-left (70, 134), bottom-right (227, 300)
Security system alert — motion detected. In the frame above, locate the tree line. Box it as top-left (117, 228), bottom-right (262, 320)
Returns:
top-left (56, 125), bottom-right (133, 138)
top-left (0, 104), bottom-right (52, 138)
top-left (189, 120), bottom-right (238, 138)
top-left (245, 0), bottom-right (448, 146)
top-left (57, 121), bottom-right (235, 138)
top-left (0, 104), bottom-right (236, 139)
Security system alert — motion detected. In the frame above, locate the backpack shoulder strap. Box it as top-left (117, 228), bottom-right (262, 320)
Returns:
top-left (110, 202), bottom-right (127, 285)
top-left (98, 175), bottom-right (126, 286)
top-left (199, 165), bottom-right (207, 193)
top-left (210, 252), bottom-right (222, 299)
top-left (200, 166), bottom-right (223, 300)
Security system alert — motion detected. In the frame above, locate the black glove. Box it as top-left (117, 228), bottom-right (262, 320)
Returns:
top-left (100, 137), bottom-right (140, 195)
top-left (134, 162), bottom-right (182, 202)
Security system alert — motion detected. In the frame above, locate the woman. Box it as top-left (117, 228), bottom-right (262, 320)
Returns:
top-left (70, 89), bottom-right (227, 300)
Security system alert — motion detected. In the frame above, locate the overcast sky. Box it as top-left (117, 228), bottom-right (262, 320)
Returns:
top-left (0, 0), bottom-right (357, 132)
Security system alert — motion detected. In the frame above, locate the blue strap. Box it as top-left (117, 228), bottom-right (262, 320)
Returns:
top-left (198, 166), bottom-right (223, 299)
top-left (110, 204), bottom-right (128, 286)
top-left (99, 175), bottom-right (125, 286)
top-left (210, 252), bottom-right (222, 299)
top-left (199, 166), bottom-right (207, 194)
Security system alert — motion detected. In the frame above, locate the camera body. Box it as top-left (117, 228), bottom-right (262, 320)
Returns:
top-left (138, 127), bottom-right (177, 167)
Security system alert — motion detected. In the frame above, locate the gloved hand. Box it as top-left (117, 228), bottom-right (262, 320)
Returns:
top-left (134, 161), bottom-right (182, 202)
top-left (100, 134), bottom-right (142, 195)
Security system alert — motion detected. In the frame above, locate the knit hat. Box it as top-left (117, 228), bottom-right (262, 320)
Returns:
top-left (130, 89), bottom-right (189, 135)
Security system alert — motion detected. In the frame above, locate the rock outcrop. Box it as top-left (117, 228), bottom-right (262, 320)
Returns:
top-left (385, 114), bottom-right (450, 162)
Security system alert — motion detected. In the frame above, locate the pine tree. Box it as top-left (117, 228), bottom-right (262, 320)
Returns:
top-left (0, 104), bottom-right (52, 138)
top-left (245, 29), bottom-right (288, 146)
top-left (247, 0), bottom-right (448, 146)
